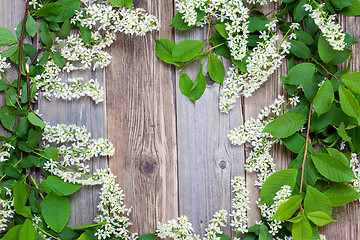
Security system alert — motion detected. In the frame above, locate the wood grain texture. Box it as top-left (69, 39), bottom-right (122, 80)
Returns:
top-left (175, 29), bottom-right (244, 237)
top-left (106, 0), bottom-right (178, 234)
top-left (320, 15), bottom-right (360, 240)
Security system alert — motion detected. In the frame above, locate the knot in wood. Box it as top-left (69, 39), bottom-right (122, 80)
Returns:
top-left (219, 160), bottom-right (227, 169)
top-left (143, 159), bottom-right (157, 174)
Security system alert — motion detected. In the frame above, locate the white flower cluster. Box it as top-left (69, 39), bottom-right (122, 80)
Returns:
top-left (157, 216), bottom-right (196, 240)
top-left (204, 210), bottom-right (228, 240)
top-left (304, 3), bottom-right (346, 51)
top-left (175, 0), bottom-right (249, 61)
top-left (32, 60), bottom-right (104, 103)
top-left (42, 123), bottom-right (115, 185)
top-left (219, 28), bottom-right (291, 113)
top-left (258, 185), bottom-right (292, 236)
top-left (350, 153), bottom-right (360, 197)
top-left (0, 143), bottom-right (14, 162)
top-left (94, 169), bottom-right (137, 240)
top-left (230, 176), bottom-right (250, 235)
top-left (228, 96), bottom-right (285, 186)
top-left (0, 57), bottom-right (10, 76)
top-left (31, 1), bottom-right (159, 103)
top-left (0, 188), bottom-right (14, 233)
top-left (29, 0), bottom-right (43, 9)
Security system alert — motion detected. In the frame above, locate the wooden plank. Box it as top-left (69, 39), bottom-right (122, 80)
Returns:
top-left (320, 15), bottom-right (360, 240)
top-left (175, 28), bottom-right (244, 237)
top-left (106, 0), bottom-right (178, 234)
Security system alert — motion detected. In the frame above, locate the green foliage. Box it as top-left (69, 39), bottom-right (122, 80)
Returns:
top-left (304, 186), bottom-right (332, 216)
top-left (342, 71), bottom-right (360, 93)
top-left (178, 64), bottom-right (207, 103)
top-left (339, 86), bottom-right (360, 122)
top-left (41, 194), bottom-right (71, 233)
top-left (208, 53), bottom-right (225, 84)
top-left (318, 34), bottom-right (338, 63)
top-left (0, 27), bottom-right (17, 46)
top-left (263, 112), bottom-right (306, 138)
top-left (307, 211), bottom-right (336, 226)
top-left (323, 183), bottom-right (360, 206)
top-left (292, 217), bottom-right (312, 240)
top-left (272, 195), bottom-right (302, 221)
top-left (40, 175), bottom-right (82, 196)
top-left (171, 40), bottom-right (204, 62)
top-left (108, 0), bottom-right (133, 8)
top-left (313, 80), bottom-right (334, 116)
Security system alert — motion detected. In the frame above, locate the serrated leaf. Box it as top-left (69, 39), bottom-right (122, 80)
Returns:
top-left (107, 0), bottom-right (133, 8)
top-left (304, 186), bottom-right (332, 216)
top-left (286, 63), bottom-right (316, 85)
top-left (313, 80), bottom-right (334, 116)
top-left (324, 183), bottom-right (360, 206)
top-left (171, 40), bottom-right (204, 62)
top-left (260, 169), bottom-right (298, 204)
top-left (0, 27), bottom-right (17, 46)
top-left (311, 153), bottom-right (356, 182)
top-left (40, 175), bottom-right (81, 196)
top-left (307, 211), bottom-right (336, 226)
top-left (289, 40), bottom-right (311, 58)
top-left (339, 86), bottom-right (360, 121)
top-left (272, 195), bottom-right (302, 221)
top-left (27, 112), bottom-right (46, 129)
top-left (263, 112), bottom-right (306, 138)
top-left (318, 34), bottom-right (338, 63)
top-left (208, 53), bottom-right (225, 84)
top-left (41, 194), bottom-right (71, 233)
top-left (292, 217), bottom-right (312, 240)
top-left (19, 219), bottom-right (38, 240)
top-left (342, 71), bottom-right (360, 94)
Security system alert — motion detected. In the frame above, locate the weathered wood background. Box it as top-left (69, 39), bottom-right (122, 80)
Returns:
top-left (1, 0), bottom-right (360, 239)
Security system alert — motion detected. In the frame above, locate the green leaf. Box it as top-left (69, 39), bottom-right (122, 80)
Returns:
top-left (208, 53), bottom-right (225, 84)
top-left (307, 211), bottom-right (336, 226)
top-left (58, 19), bottom-right (71, 39)
top-left (292, 217), bottom-right (313, 240)
top-left (313, 80), bottom-right (334, 116)
top-left (348, 126), bottom-right (360, 154)
top-left (216, 234), bottom-right (232, 240)
top-left (41, 194), bottom-right (71, 233)
top-left (139, 233), bottom-right (157, 240)
top-left (263, 112), bottom-right (306, 138)
top-left (42, 147), bottom-right (59, 161)
top-left (215, 23), bottom-right (228, 39)
top-left (52, 51), bottom-right (66, 68)
top-left (19, 155), bottom-right (39, 168)
top-left (108, 0), bottom-right (133, 8)
top-left (40, 175), bottom-right (82, 196)
top-left (80, 25), bottom-right (92, 44)
top-left (339, 0), bottom-right (360, 16)
top-left (342, 71), bottom-right (360, 94)
top-left (38, 50), bottom-right (50, 65)
top-left (23, 43), bottom-right (37, 60)
top-left (288, 213), bottom-right (305, 223)
top-left (19, 219), bottom-right (38, 240)
top-left (34, 3), bottom-right (62, 17)
top-left (171, 40), bottom-right (204, 62)
top-left (0, 45), bottom-right (18, 58)
top-left (18, 141), bottom-right (33, 152)
top-left (327, 148), bottom-right (349, 166)
top-left (25, 15), bottom-right (38, 38)
top-left (0, 105), bottom-right (16, 131)
top-left (179, 73), bottom-right (193, 98)
top-left (28, 128), bottom-right (42, 148)
top-left (286, 63), bottom-right (316, 85)
top-left (0, 80), bottom-right (9, 91)
top-left (272, 195), bottom-right (302, 221)
top-left (304, 186), bottom-right (332, 216)
top-left (1, 225), bottom-right (22, 240)
top-left (289, 40), bottom-right (311, 58)
top-left (339, 85), bottom-right (360, 121)
top-left (155, 38), bottom-right (177, 64)
top-left (13, 181), bottom-right (32, 218)
top-left (170, 10), bottom-right (206, 30)
top-left (281, 133), bottom-right (306, 154)
top-left (27, 112), bottom-right (46, 129)
top-left (294, 0), bottom-right (308, 22)
top-left (189, 63), bottom-right (207, 102)
top-left (336, 122), bottom-right (351, 142)
top-left (4, 164), bottom-right (22, 179)
top-left (323, 183), bottom-right (360, 206)
top-left (45, 0), bottom-right (81, 22)
top-left (39, 21), bottom-right (52, 46)
top-left (329, 49), bottom-right (351, 65)
top-left (59, 226), bottom-right (79, 240)
top-left (294, 30), bottom-right (314, 45)
top-left (15, 117), bottom-right (29, 137)
top-left (330, 0), bottom-right (352, 8)
top-left (260, 169), bottom-right (298, 204)
top-left (259, 225), bottom-right (272, 240)
top-left (0, 27), bottom-right (17, 46)
top-left (49, 22), bottom-right (61, 31)
top-left (311, 153), bottom-right (356, 182)
top-left (318, 34), bottom-right (338, 63)
top-left (209, 33), bottom-right (230, 57)
top-left (248, 17), bottom-right (269, 32)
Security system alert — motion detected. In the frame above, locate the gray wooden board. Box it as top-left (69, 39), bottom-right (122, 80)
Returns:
top-left (175, 29), bottom-right (244, 237)
top-left (106, 0), bottom-right (178, 234)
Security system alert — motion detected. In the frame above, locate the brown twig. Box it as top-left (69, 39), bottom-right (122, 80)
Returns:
top-left (29, 47), bottom-right (42, 66)
top-left (17, 0), bottom-right (30, 100)
top-left (300, 102), bottom-right (313, 195)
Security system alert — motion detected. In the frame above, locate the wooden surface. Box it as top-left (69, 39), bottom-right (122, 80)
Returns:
top-left (1, 0), bottom-right (360, 239)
